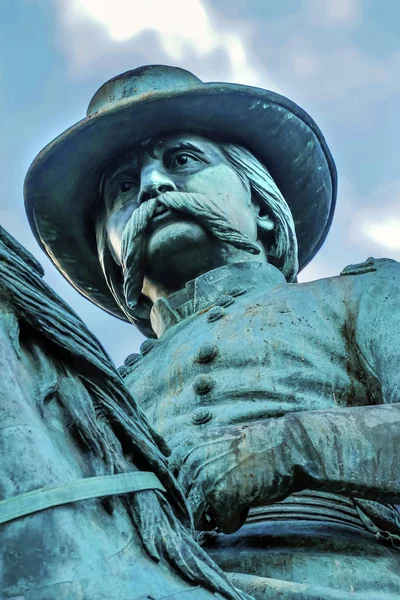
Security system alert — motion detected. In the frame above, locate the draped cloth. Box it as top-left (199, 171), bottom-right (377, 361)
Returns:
top-left (0, 225), bottom-right (250, 600)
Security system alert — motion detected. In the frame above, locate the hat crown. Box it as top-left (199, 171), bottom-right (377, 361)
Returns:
top-left (87, 65), bottom-right (203, 116)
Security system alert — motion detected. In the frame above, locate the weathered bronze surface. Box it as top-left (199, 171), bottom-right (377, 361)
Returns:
top-left (0, 228), bottom-right (248, 599)
top-left (19, 65), bottom-right (400, 598)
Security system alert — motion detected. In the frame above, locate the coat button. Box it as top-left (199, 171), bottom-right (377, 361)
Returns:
top-left (215, 294), bottom-right (234, 307)
top-left (196, 343), bottom-right (218, 364)
top-left (207, 306), bottom-right (226, 322)
top-left (118, 365), bottom-right (128, 377)
top-left (193, 374), bottom-right (214, 395)
top-left (191, 408), bottom-right (212, 425)
top-left (124, 353), bottom-right (141, 366)
top-left (140, 339), bottom-right (157, 355)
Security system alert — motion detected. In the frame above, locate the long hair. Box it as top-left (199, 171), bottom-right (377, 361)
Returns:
top-left (219, 142), bottom-right (299, 283)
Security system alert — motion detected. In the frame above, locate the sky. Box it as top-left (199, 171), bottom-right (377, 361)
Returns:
top-left (1, 0), bottom-right (400, 367)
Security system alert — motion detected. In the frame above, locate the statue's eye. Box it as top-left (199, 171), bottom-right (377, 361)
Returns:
top-left (119, 180), bottom-right (133, 193)
top-left (171, 153), bottom-right (195, 168)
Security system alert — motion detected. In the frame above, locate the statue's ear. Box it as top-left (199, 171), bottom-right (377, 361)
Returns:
top-left (257, 214), bottom-right (275, 233)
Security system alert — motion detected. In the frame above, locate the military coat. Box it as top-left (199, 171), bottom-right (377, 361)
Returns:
top-left (122, 259), bottom-right (400, 600)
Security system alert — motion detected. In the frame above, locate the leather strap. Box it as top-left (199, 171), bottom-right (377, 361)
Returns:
top-left (0, 471), bottom-right (166, 525)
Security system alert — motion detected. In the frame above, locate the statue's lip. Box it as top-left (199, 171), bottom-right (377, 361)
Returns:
top-left (149, 207), bottom-right (174, 229)
top-left (152, 205), bottom-right (170, 221)
top-left (153, 204), bottom-right (169, 217)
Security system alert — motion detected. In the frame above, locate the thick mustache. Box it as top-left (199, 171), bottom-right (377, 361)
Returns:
top-left (122, 192), bottom-right (261, 255)
top-left (160, 192), bottom-right (261, 254)
top-left (120, 191), bottom-right (261, 311)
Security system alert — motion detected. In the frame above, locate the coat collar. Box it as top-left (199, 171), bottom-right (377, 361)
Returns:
top-left (150, 261), bottom-right (286, 337)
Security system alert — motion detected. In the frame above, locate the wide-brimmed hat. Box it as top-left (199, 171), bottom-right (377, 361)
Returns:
top-left (24, 64), bottom-right (337, 335)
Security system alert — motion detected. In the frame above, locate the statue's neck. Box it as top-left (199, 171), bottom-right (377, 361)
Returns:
top-left (150, 261), bottom-right (286, 337)
top-left (142, 243), bottom-right (268, 305)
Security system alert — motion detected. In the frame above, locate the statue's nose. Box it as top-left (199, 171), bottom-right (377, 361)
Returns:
top-left (138, 164), bottom-right (176, 204)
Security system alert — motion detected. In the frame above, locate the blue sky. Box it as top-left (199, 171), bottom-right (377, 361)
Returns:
top-left (1, 0), bottom-right (400, 366)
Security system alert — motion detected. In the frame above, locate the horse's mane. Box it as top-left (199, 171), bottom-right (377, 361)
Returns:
top-left (0, 225), bottom-right (249, 600)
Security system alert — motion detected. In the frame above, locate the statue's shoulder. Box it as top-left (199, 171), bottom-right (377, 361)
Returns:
top-left (340, 257), bottom-right (400, 282)
top-left (339, 257), bottom-right (400, 323)
top-left (339, 256), bottom-right (400, 278)
top-left (299, 258), bottom-right (399, 300)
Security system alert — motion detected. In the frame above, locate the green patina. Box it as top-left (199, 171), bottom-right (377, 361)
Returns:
top-left (3, 65), bottom-right (399, 599)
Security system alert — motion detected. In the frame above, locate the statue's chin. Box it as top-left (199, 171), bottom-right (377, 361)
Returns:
top-left (144, 220), bottom-right (221, 291)
top-left (147, 219), bottom-right (208, 253)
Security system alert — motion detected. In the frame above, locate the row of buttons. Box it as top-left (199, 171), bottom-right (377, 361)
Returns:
top-left (192, 348), bottom-right (216, 422)
top-left (120, 286), bottom-right (247, 375)
top-left (191, 287), bottom-right (247, 425)
top-left (120, 285), bottom-right (248, 427)
top-left (119, 338), bottom-right (158, 376)
top-left (192, 342), bottom-right (218, 418)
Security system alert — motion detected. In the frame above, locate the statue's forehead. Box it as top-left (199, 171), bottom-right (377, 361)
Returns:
top-left (105, 133), bottom-right (224, 180)
top-left (141, 132), bottom-right (218, 149)
top-left (124, 133), bottom-right (220, 161)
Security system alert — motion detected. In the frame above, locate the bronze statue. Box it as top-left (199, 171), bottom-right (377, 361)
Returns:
top-left (23, 65), bottom-right (400, 598)
top-left (0, 233), bottom-right (250, 600)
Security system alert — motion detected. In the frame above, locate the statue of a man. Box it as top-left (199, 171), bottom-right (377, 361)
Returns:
top-left (25, 65), bottom-right (400, 599)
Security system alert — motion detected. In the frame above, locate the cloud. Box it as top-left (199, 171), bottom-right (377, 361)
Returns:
top-left (361, 218), bottom-right (400, 250)
top-left (336, 180), bottom-right (398, 254)
top-left (55, 0), bottom-right (400, 134)
top-left (307, 46), bottom-right (400, 104)
top-left (266, 31), bottom-right (400, 118)
top-left (305, 0), bottom-right (361, 28)
top-left (292, 54), bottom-right (316, 75)
top-left (357, 184), bottom-right (400, 251)
top-left (207, 3), bottom-right (397, 134)
top-left (56, 0), bottom-right (280, 90)
top-left (300, 178), bottom-right (400, 283)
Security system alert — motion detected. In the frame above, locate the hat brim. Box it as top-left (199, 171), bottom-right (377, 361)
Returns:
top-left (24, 82), bottom-right (337, 333)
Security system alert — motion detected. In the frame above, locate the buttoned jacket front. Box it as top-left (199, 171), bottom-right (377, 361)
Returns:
top-left (123, 259), bottom-right (396, 448)
top-left (121, 258), bottom-right (400, 598)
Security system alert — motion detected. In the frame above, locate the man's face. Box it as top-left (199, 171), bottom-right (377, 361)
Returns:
top-left (103, 133), bottom-right (262, 300)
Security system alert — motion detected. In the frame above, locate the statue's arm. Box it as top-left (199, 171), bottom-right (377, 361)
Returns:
top-left (285, 259), bottom-right (400, 503)
top-left (172, 399), bottom-right (400, 532)
top-left (285, 403), bottom-right (400, 502)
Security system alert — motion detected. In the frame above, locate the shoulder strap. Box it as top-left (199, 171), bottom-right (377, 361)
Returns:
top-left (340, 257), bottom-right (378, 276)
top-left (0, 471), bottom-right (165, 525)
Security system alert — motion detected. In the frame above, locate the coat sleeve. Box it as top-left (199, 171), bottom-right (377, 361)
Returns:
top-left (286, 259), bottom-right (400, 503)
top-left (355, 258), bottom-right (400, 404)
